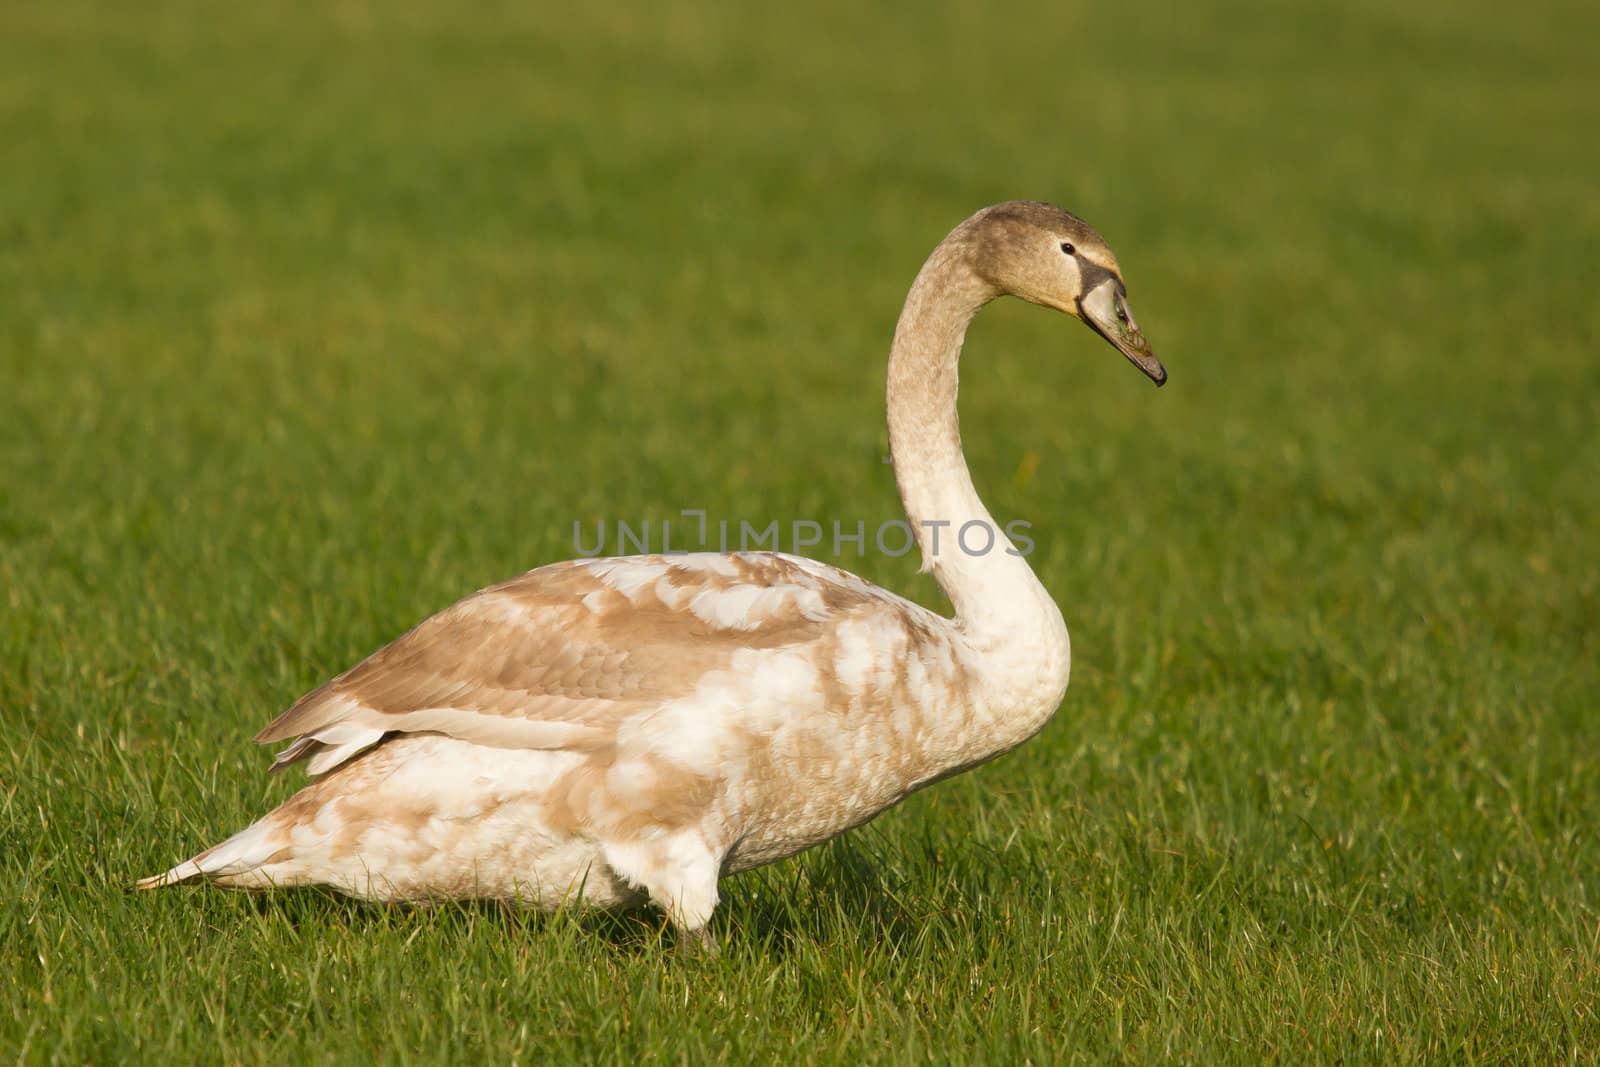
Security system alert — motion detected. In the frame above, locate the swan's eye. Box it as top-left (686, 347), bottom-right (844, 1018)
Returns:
top-left (1059, 242), bottom-right (1075, 255)
top-left (1116, 306), bottom-right (1129, 325)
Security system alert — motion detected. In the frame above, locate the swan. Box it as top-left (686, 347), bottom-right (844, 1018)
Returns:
top-left (138, 201), bottom-right (1166, 950)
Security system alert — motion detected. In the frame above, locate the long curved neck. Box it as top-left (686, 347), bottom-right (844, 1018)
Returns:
top-left (886, 240), bottom-right (1067, 657)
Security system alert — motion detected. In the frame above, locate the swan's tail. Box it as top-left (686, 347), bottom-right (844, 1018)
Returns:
top-left (135, 817), bottom-right (286, 891)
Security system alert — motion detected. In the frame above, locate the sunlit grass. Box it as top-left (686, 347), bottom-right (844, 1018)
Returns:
top-left (2, 0), bottom-right (1597, 1061)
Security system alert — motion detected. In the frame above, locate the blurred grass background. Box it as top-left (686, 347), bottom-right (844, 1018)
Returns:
top-left (2, 0), bottom-right (1597, 1062)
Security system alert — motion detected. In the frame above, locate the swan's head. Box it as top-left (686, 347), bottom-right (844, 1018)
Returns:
top-left (967, 200), bottom-right (1166, 386)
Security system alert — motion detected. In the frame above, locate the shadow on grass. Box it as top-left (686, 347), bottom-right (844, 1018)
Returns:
top-left (206, 883), bottom-right (673, 955)
top-left (719, 835), bottom-right (956, 958)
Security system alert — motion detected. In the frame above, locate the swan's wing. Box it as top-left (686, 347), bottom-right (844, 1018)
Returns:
top-left (255, 552), bottom-right (911, 775)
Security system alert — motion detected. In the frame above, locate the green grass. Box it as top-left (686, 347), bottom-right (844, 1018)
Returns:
top-left (3, 0), bottom-right (1598, 1061)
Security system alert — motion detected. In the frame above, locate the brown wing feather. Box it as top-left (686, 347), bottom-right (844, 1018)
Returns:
top-left (254, 554), bottom-right (883, 765)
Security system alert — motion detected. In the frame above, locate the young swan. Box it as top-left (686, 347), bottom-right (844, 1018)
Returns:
top-left (139, 201), bottom-right (1165, 951)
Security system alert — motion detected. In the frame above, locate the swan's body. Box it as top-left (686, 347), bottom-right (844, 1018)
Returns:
top-left (139, 201), bottom-right (1165, 947)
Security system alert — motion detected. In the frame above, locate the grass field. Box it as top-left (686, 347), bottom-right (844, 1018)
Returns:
top-left (3, 0), bottom-right (1598, 1061)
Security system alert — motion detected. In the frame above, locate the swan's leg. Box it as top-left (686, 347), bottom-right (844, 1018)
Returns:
top-left (602, 832), bottom-right (722, 952)
top-left (677, 925), bottom-right (719, 958)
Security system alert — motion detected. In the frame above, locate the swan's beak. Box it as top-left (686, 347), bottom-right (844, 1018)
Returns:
top-left (1079, 280), bottom-right (1167, 386)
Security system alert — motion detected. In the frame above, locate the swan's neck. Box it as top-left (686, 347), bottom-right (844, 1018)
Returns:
top-left (886, 242), bottom-right (1070, 689)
